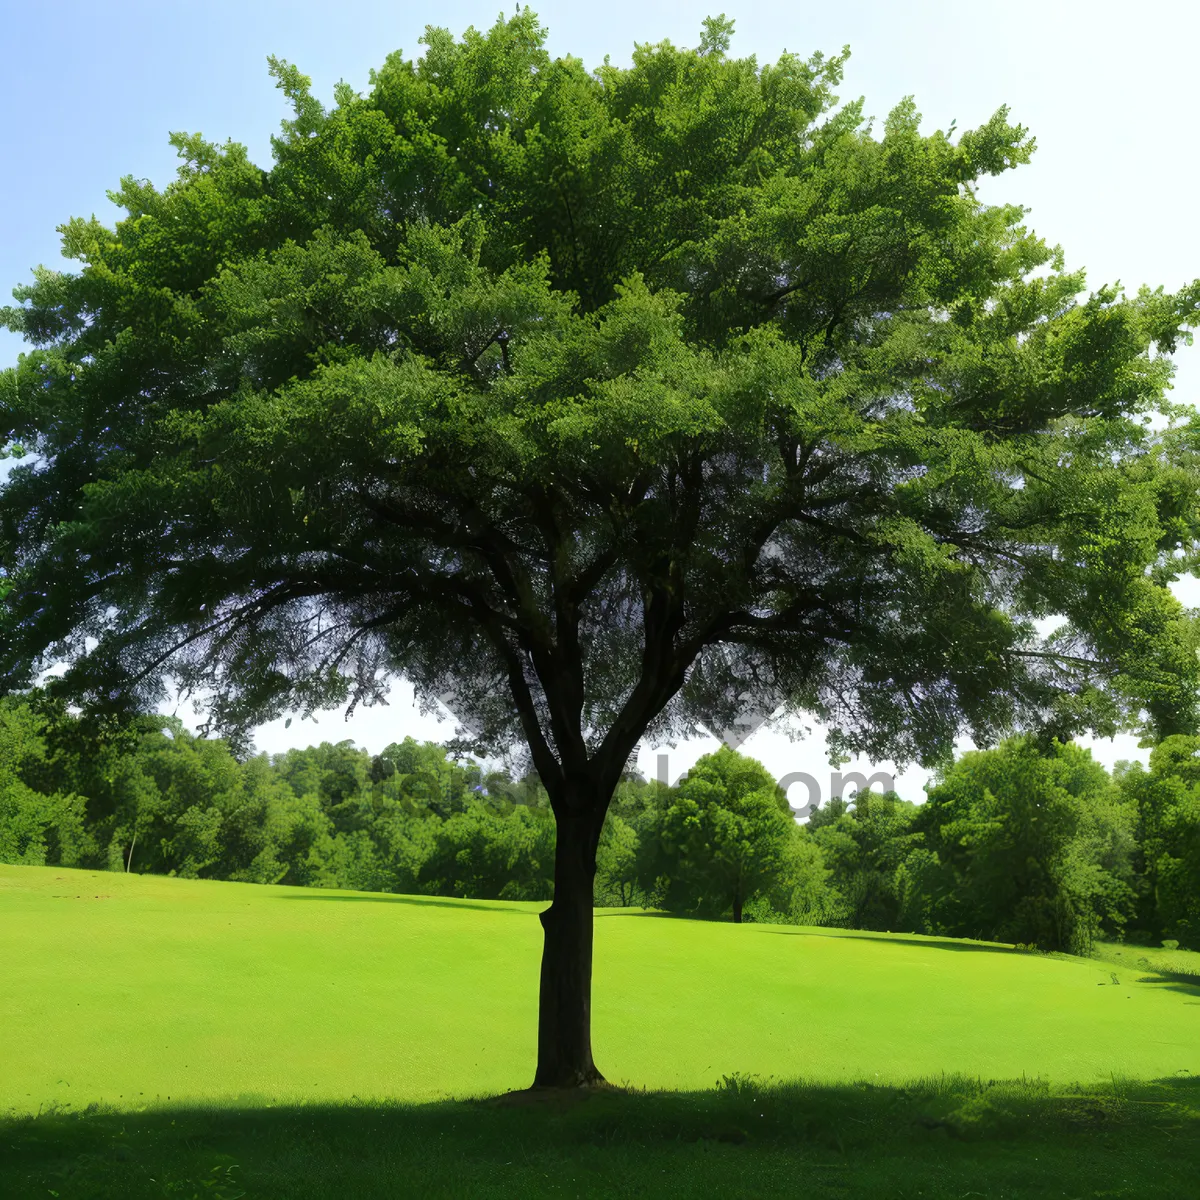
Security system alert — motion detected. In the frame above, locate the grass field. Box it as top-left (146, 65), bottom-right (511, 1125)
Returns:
top-left (5, 1076), bottom-right (1200, 1199)
top-left (3, 863), bottom-right (1199, 1198)
top-left (1091, 938), bottom-right (1200, 985)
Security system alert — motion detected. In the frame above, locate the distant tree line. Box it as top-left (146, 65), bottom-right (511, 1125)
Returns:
top-left (2, 688), bottom-right (1196, 954)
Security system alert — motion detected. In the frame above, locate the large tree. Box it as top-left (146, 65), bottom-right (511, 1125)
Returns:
top-left (1116, 736), bottom-right (1200, 948)
top-left (3, 13), bottom-right (1199, 1087)
top-left (646, 745), bottom-right (798, 922)
top-left (920, 738), bottom-right (1137, 953)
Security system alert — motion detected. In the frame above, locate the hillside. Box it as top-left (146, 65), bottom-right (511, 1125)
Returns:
top-left (2, 864), bottom-right (1196, 1116)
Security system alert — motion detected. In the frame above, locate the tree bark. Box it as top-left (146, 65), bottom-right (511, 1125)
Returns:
top-left (534, 804), bottom-right (606, 1088)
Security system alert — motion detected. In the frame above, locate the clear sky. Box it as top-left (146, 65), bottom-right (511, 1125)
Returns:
top-left (2, 0), bottom-right (1198, 798)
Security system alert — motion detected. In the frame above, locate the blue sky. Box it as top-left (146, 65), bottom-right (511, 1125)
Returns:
top-left (3, 0), bottom-right (1198, 795)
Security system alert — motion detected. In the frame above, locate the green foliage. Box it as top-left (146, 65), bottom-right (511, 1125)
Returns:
top-left (0, 696), bottom-right (91, 865)
top-left (595, 811), bottom-right (642, 906)
top-left (4, 6), bottom-right (1198, 1085)
top-left (641, 746), bottom-right (804, 922)
top-left (0, 688), bottom-right (568, 908)
top-left (1116, 735), bottom-right (1200, 948)
top-left (0, 693), bottom-right (1192, 955)
top-left (3, 11), bottom-right (1197, 802)
top-left (421, 800), bottom-right (555, 900)
top-left (0, 782), bottom-right (89, 867)
top-left (807, 790), bottom-right (932, 932)
top-left (921, 739), bottom-right (1137, 953)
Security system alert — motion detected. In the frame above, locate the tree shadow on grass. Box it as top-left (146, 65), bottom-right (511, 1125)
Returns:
top-left (277, 896), bottom-right (647, 919)
top-left (1133, 973), bottom-right (1200, 999)
top-left (749, 929), bottom-right (1025, 956)
top-left (3, 1075), bottom-right (1198, 1200)
top-left (759, 928), bottom-right (1200, 988)
top-left (625, 910), bottom-right (1029, 955)
top-left (275, 893), bottom-right (541, 915)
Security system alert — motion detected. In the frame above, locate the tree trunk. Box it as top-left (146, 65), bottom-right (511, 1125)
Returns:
top-left (732, 890), bottom-right (743, 924)
top-left (534, 806), bottom-right (605, 1088)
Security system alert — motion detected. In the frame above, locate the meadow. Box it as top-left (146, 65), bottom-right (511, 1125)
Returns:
top-left (3, 863), bottom-right (1198, 1197)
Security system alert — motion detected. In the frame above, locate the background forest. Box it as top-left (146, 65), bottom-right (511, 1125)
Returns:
top-left (3, 687), bottom-right (1196, 955)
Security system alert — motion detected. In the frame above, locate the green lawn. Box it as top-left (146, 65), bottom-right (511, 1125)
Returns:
top-left (3, 863), bottom-right (1198, 1198)
top-left (5, 1076), bottom-right (1200, 1199)
top-left (1091, 938), bottom-right (1200, 984)
top-left (2, 864), bottom-right (1196, 1114)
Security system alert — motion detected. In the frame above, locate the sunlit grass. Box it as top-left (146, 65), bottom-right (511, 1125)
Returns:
top-left (3, 863), bottom-right (1197, 1121)
top-left (1091, 938), bottom-right (1200, 983)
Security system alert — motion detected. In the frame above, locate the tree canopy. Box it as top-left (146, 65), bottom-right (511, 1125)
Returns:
top-left (1116, 735), bottom-right (1200, 949)
top-left (921, 738), bottom-right (1137, 954)
top-left (3, 11), bottom-right (1199, 1086)
top-left (643, 745), bottom-right (799, 922)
